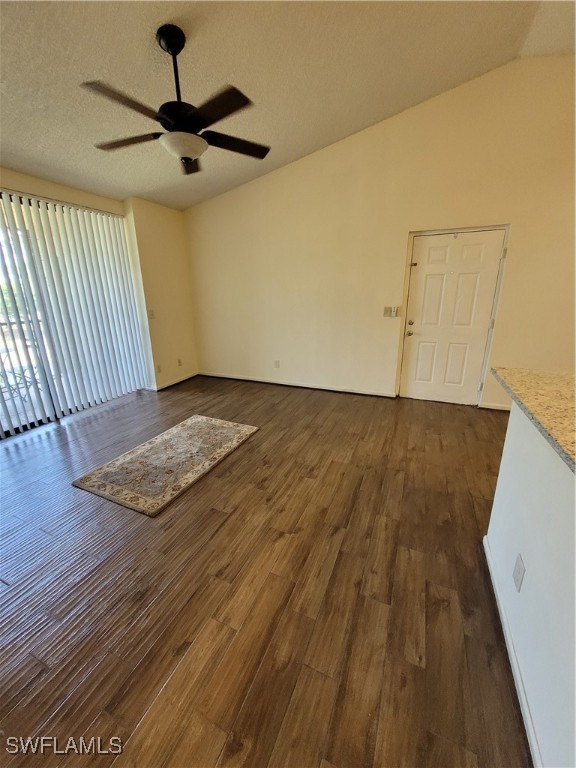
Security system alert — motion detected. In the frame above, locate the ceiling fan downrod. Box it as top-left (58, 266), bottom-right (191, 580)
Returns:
top-left (156, 24), bottom-right (186, 103)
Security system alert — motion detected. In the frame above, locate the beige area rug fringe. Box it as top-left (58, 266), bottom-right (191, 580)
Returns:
top-left (72, 414), bottom-right (258, 516)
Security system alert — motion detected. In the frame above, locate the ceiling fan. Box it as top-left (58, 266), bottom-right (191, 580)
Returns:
top-left (82, 24), bottom-right (271, 175)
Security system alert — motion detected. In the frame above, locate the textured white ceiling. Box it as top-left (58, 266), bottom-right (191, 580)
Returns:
top-left (0, 1), bottom-right (573, 210)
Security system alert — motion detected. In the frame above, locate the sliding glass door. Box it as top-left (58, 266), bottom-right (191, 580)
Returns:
top-left (0, 191), bottom-right (150, 437)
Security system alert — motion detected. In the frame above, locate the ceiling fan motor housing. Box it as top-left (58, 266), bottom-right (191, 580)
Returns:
top-left (158, 101), bottom-right (201, 132)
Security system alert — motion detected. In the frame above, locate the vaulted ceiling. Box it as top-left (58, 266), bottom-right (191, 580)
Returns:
top-left (0, 1), bottom-right (573, 210)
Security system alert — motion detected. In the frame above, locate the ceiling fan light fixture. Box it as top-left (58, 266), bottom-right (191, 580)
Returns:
top-left (159, 131), bottom-right (208, 161)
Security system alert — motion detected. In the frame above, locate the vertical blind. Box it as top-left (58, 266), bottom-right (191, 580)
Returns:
top-left (0, 190), bottom-right (149, 437)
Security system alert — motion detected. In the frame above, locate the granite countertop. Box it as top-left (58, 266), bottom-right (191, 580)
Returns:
top-left (492, 367), bottom-right (575, 473)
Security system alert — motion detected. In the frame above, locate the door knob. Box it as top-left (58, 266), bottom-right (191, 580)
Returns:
top-left (406, 331), bottom-right (413, 336)
top-left (408, 320), bottom-right (414, 325)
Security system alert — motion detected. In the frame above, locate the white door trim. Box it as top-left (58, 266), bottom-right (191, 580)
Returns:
top-left (396, 224), bottom-right (510, 404)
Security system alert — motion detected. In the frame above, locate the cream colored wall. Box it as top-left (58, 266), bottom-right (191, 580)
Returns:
top-left (125, 198), bottom-right (198, 389)
top-left (185, 55), bottom-right (575, 406)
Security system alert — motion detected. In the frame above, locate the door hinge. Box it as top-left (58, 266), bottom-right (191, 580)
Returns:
top-left (477, 382), bottom-right (484, 392)
top-left (490, 317), bottom-right (495, 329)
top-left (500, 247), bottom-right (507, 260)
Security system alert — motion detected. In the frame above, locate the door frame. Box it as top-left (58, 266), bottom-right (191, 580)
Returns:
top-left (395, 224), bottom-right (510, 405)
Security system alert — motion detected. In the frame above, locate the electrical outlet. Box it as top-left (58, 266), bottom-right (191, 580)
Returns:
top-left (274, 359), bottom-right (280, 369)
top-left (156, 364), bottom-right (162, 374)
top-left (149, 308), bottom-right (155, 320)
top-left (513, 554), bottom-right (526, 592)
top-left (177, 358), bottom-right (182, 367)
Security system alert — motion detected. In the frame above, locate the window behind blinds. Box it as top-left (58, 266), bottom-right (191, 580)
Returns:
top-left (0, 190), bottom-right (150, 437)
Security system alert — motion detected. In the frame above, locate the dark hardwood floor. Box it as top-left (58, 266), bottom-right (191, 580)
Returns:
top-left (0, 376), bottom-right (531, 767)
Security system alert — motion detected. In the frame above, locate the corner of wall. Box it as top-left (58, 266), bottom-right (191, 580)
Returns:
top-left (128, 197), bottom-right (199, 389)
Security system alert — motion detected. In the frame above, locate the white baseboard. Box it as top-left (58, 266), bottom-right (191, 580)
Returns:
top-left (198, 371), bottom-right (397, 398)
top-left (150, 373), bottom-right (511, 406)
top-left (483, 537), bottom-right (542, 767)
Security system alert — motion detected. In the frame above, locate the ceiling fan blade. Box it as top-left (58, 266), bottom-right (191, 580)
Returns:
top-left (195, 86), bottom-right (252, 128)
top-left (95, 133), bottom-right (163, 151)
top-left (181, 157), bottom-right (201, 175)
top-left (82, 81), bottom-right (159, 121)
top-left (201, 130), bottom-right (270, 159)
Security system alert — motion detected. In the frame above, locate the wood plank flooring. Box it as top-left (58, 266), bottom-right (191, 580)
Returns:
top-left (0, 376), bottom-right (531, 767)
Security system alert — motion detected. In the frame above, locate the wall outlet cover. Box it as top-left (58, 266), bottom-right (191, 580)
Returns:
top-left (513, 554), bottom-right (526, 592)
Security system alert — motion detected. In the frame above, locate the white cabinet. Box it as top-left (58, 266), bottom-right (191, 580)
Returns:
top-left (485, 402), bottom-right (575, 767)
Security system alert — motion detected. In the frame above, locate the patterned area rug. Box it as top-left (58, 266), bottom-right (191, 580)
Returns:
top-left (72, 415), bottom-right (258, 516)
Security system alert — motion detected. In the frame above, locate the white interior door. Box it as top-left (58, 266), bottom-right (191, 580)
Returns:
top-left (400, 229), bottom-right (505, 405)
